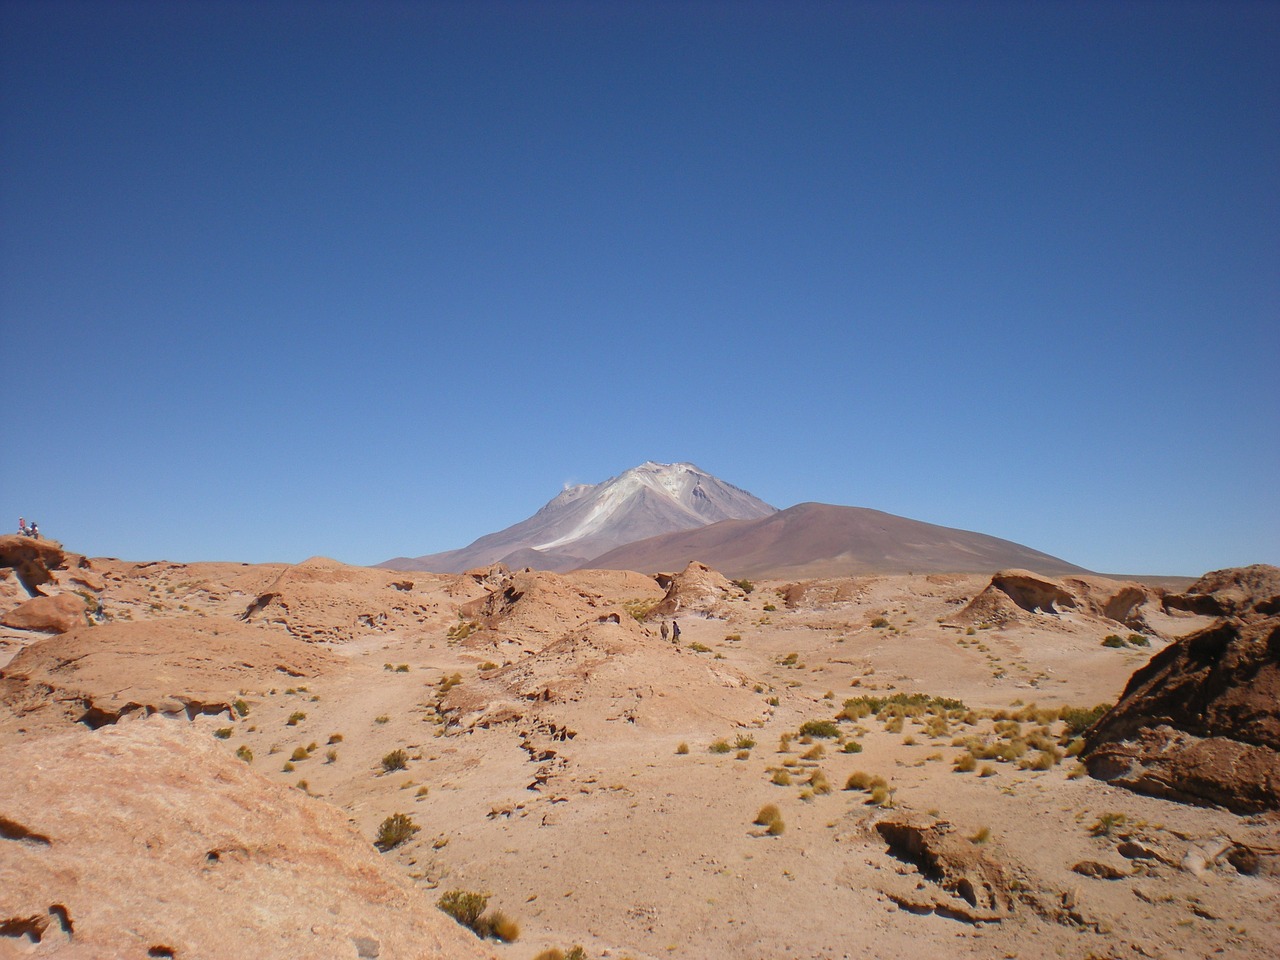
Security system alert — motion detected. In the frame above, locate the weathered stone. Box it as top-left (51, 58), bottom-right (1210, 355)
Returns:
top-left (0, 720), bottom-right (499, 959)
top-left (1084, 602), bottom-right (1280, 813)
top-left (1, 593), bottom-right (90, 633)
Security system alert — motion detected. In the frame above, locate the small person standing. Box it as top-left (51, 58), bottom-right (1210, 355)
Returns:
top-left (29, 522), bottom-right (38, 539)
top-left (671, 620), bottom-right (681, 644)
top-left (660, 621), bottom-right (669, 642)
top-left (17, 517), bottom-right (25, 535)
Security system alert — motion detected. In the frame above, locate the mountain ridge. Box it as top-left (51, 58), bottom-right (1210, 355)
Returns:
top-left (585, 501), bottom-right (1088, 579)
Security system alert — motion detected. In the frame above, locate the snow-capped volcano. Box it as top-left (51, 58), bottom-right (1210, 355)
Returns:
top-left (380, 462), bottom-right (777, 573)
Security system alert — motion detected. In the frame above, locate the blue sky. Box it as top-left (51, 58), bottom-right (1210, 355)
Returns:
top-left (2, 0), bottom-right (1276, 575)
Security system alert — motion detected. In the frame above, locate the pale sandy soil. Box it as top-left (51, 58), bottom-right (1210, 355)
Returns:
top-left (2, 559), bottom-right (1275, 960)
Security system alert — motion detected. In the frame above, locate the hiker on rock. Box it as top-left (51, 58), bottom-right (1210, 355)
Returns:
top-left (29, 522), bottom-right (38, 539)
top-left (17, 517), bottom-right (25, 535)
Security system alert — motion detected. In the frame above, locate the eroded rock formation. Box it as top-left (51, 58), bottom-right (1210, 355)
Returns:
top-left (0, 720), bottom-right (499, 959)
top-left (1084, 613), bottom-right (1280, 813)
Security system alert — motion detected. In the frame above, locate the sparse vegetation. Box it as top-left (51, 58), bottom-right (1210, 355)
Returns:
top-left (232, 699), bottom-right (250, 717)
top-left (1090, 813), bottom-right (1127, 837)
top-left (235, 745), bottom-right (253, 763)
top-left (709, 739), bottom-right (733, 754)
top-left (688, 641), bottom-right (711, 653)
top-left (439, 672), bottom-right (463, 692)
top-left (735, 734), bottom-right (756, 750)
top-left (870, 617), bottom-right (889, 628)
top-left (970, 826), bottom-right (991, 844)
top-left (732, 578), bottom-right (754, 594)
top-left (798, 719), bottom-right (840, 739)
top-left (290, 746), bottom-right (309, 762)
top-left (1126, 633), bottom-right (1150, 647)
top-left (1059, 703), bottom-right (1111, 737)
top-left (382, 748), bottom-right (408, 772)
top-left (375, 812), bottom-right (420, 850)
top-left (447, 620), bottom-right (479, 640)
top-left (1101, 635), bottom-right (1126, 648)
top-left (213, 727), bottom-right (232, 739)
top-left (676, 742), bottom-right (689, 755)
top-left (533, 949), bottom-right (587, 960)
top-left (437, 889), bottom-right (519, 941)
top-left (286, 711), bottom-right (306, 726)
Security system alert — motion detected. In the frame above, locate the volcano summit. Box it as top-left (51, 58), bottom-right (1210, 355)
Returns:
top-left (381, 462), bottom-right (777, 573)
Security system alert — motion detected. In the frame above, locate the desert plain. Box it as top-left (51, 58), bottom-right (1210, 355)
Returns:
top-left (0, 536), bottom-right (1276, 960)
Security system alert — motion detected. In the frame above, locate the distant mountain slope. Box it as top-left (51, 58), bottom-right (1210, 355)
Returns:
top-left (380, 462), bottom-right (777, 573)
top-left (585, 502), bottom-right (1087, 579)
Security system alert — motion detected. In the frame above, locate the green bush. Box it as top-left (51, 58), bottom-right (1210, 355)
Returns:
top-left (1126, 633), bottom-right (1150, 647)
top-left (709, 739), bottom-right (733, 754)
top-left (732, 578), bottom-right (754, 594)
top-left (375, 812), bottom-right (420, 850)
top-left (1059, 703), bottom-right (1110, 737)
top-left (798, 720), bottom-right (840, 739)
top-left (1101, 635), bottom-right (1125, 648)
top-left (438, 889), bottom-right (488, 931)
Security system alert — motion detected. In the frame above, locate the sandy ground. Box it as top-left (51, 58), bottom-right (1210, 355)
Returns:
top-left (2, 560), bottom-right (1275, 960)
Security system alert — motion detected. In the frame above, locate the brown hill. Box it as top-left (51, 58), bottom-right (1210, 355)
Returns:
top-left (587, 502), bottom-right (1086, 579)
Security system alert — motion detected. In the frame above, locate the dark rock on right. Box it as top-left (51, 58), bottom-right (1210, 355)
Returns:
top-left (1083, 565), bottom-right (1280, 813)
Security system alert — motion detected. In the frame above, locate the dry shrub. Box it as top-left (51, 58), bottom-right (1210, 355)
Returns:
top-left (755, 803), bottom-right (782, 826)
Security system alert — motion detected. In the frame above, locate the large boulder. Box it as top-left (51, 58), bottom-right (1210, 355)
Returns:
top-left (0, 720), bottom-right (499, 959)
top-left (648, 561), bottom-right (739, 620)
top-left (1083, 615), bottom-right (1280, 813)
top-left (1, 593), bottom-right (91, 634)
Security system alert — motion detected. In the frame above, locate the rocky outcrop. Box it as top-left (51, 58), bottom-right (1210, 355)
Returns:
top-left (781, 578), bottom-right (871, 610)
top-left (458, 569), bottom-right (605, 648)
top-left (1, 593), bottom-right (91, 634)
top-left (951, 569), bottom-right (1159, 632)
top-left (241, 556), bottom-right (439, 643)
top-left (0, 720), bottom-right (499, 959)
top-left (1083, 614), bottom-right (1280, 813)
top-left (1162, 564), bottom-right (1280, 619)
top-left (0, 535), bottom-right (77, 597)
top-left (0, 617), bottom-right (340, 732)
top-left (441, 613), bottom-right (761, 739)
top-left (872, 813), bottom-right (1016, 923)
top-left (648, 561), bottom-right (738, 620)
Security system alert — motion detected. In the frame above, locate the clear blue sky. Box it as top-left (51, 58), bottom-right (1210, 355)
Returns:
top-left (2, 1), bottom-right (1276, 575)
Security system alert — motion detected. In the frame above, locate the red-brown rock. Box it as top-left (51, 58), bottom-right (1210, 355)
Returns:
top-left (1, 593), bottom-right (90, 633)
top-left (0, 720), bottom-right (500, 959)
top-left (1083, 614), bottom-right (1280, 812)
